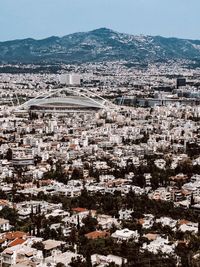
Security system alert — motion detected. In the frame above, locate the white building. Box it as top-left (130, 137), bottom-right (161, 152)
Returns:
top-left (111, 228), bottom-right (139, 242)
top-left (142, 236), bottom-right (175, 255)
top-left (59, 74), bottom-right (81, 86)
top-left (91, 254), bottom-right (127, 266)
top-left (0, 218), bottom-right (10, 231)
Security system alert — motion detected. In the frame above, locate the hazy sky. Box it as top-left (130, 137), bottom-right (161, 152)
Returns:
top-left (0, 0), bottom-right (199, 41)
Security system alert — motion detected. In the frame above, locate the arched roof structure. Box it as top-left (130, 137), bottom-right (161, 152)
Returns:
top-left (17, 87), bottom-right (116, 112)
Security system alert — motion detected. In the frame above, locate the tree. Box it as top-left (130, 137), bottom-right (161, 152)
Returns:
top-left (0, 206), bottom-right (18, 225)
top-left (133, 174), bottom-right (145, 188)
top-left (56, 263), bottom-right (66, 267)
top-left (71, 168), bottom-right (83, 180)
top-left (86, 252), bottom-right (92, 267)
top-left (5, 148), bottom-right (12, 161)
top-left (32, 241), bottom-right (44, 251)
top-left (69, 257), bottom-right (87, 267)
top-left (0, 189), bottom-right (6, 199)
top-left (82, 215), bottom-right (98, 233)
top-left (78, 189), bottom-right (94, 210)
top-left (107, 263), bottom-right (119, 267)
top-left (198, 220), bottom-right (200, 236)
top-left (69, 227), bottom-right (78, 245)
top-left (122, 258), bottom-right (126, 267)
top-left (77, 215), bottom-right (80, 230)
top-left (190, 193), bottom-right (195, 206)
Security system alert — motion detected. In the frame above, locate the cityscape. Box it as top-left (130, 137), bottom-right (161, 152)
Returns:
top-left (0, 1), bottom-right (200, 267)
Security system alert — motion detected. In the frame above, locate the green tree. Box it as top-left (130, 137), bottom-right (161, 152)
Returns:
top-left (69, 257), bottom-right (87, 267)
top-left (0, 206), bottom-right (18, 224)
top-left (82, 214), bottom-right (98, 233)
top-left (5, 148), bottom-right (13, 161)
top-left (32, 241), bottom-right (44, 251)
top-left (56, 263), bottom-right (66, 267)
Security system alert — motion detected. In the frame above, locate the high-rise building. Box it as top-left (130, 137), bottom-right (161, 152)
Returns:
top-left (176, 77), bottom-right (186, 89)
top-left (59, 74), bottom-right (81, 86)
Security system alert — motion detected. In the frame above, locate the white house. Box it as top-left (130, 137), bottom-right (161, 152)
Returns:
top-left (111, 228), bottom-right (139, 242)
top-left (0, 218), bottom-right (10, 231)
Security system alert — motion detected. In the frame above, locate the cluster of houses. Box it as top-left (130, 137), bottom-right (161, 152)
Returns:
top-left (0, 65), bottom-right (199, 266)
top-left (0, 200), bottom-right (198, 266)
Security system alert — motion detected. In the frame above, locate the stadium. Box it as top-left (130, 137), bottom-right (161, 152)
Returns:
top-left (16, 87), bottom-right (114, 114)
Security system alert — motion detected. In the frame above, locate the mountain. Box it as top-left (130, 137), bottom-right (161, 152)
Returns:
top-left (0, 28), bottom-right (200, 64)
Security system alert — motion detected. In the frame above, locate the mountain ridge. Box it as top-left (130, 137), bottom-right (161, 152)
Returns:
top-left (0, 28), bottom-right (200, 64)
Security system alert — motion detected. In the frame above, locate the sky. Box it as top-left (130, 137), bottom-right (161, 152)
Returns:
top-left (0, 0), bottom-right (199, 41)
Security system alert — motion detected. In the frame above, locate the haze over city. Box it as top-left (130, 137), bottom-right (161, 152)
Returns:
top-left (0, 0), bottom-right (200, 41)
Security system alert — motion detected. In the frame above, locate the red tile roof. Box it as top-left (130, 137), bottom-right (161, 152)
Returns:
top-left (72, 207), bottom-right (88, 213)
top-left (5, 231), bottom-right (28, 241)
top-left (85, 231), bottom-right (110, 239)
top-left (0, 200), bottom-right (9, 206)
top-left (178, 219), bottom-right (190, 225)
top-left (8, 238), bottom-right (26, 247)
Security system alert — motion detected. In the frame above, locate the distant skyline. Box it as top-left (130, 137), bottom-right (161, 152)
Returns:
top-left (0, 0), bottom-right (199, 41)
